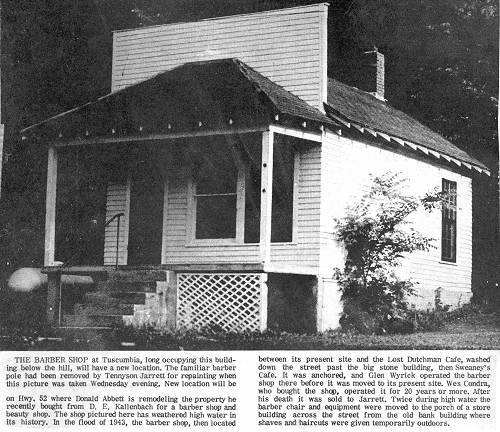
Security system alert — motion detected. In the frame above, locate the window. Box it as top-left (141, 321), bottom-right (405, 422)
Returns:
top-left (193, 154), bottom-right (238, 240)
top-left (441, 179), bottom-right (457, 262)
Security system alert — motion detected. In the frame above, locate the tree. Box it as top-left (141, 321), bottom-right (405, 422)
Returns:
top-left (334, 172), bottom-right (440, 334)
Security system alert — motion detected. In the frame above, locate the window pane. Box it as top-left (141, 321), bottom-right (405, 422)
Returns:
top-left (196, 195), bottom-right (236, 239)
top-left (441, 179), bottom-right (457, 262)
top-left (191, 138), bottom-right (239, 240)
top-left (195, 156), bottom-right (237, 195)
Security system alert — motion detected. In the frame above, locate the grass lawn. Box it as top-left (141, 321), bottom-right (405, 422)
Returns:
top-left (2, 310), bottom-right (500, 351)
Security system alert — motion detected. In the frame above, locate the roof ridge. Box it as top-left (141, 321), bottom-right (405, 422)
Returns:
top-left (239, 60), bottom-right (327, 114)
top-left (233, 59), bottom-right (282, 114)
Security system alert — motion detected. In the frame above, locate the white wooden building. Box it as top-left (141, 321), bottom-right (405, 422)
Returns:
top-left (22, 3), bottom-right (489, 332)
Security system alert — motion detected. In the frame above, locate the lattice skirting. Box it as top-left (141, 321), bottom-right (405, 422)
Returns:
top-left (177, 273), bottom-right (266, 332)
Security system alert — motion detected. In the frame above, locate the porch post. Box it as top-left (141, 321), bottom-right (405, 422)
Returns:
top-left (160, 176), bottom-right (169, 265)
top-left (314, 277), bottom-right (323, 332)
top-left (165, 270), bottom-right (177, 331)
top-left (46, 271), bottom-right (61, 326)
top-left (259, 130), bottom-right (274, 266)
top-left (259, 273), bottom-right (268, 332)
top-left (44, 145), bottom-right (58, 266)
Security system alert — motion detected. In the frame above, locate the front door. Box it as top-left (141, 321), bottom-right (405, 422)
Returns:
top-left (127, 160), bottom-right (164, 266)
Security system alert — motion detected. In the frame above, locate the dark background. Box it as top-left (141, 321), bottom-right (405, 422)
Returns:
top-left (0, 0), bottom-right (498, 293)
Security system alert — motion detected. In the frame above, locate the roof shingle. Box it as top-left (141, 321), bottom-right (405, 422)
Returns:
top-left (21, 59), bottom-right (336, 140)
top-left (326, 78), bottom-right (487, 170)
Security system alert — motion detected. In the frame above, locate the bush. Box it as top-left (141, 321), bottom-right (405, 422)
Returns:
top-left (335, 172), bottom-right (440, 334)
top-left (412, 288), bottom-right (450, 331)
top-left (414, 309), bottom-right (445, 332)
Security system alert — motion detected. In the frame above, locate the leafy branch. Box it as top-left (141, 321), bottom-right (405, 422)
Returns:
top-left (335, 172), bottom-right (441, 334)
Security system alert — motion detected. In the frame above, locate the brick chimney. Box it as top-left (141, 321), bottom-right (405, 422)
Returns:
top-left (361, 48), bottom-right (385, 100)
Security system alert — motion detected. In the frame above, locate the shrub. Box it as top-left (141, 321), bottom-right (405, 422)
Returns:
top-left (335, 172), bottom-right (440, 334)
top-left (414, 309), bottom-right (446, 332)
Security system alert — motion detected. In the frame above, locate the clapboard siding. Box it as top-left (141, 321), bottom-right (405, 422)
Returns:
top-left (114, 37), bottom-right (321, 59)
top-left (104, 181), bottom-right (129, 265)
top-left (114, 12), bottom-right (321, 42)
top-left (320, 132), bottom-right (473, 307)
top-left (112, 4), bottom-right (328, 109)
top-left (319, 134), bottom-right (343, 278)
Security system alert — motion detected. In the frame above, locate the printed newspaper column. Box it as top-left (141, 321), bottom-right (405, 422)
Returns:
top-left (1, 352), bottom-right (241, 430)
top-left (255, 351), bottom-right (496, 431)
top-left (0, 350), bottom-right (497, 431)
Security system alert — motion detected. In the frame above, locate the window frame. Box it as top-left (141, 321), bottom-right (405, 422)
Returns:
top-left (187, 165), bottom-right (245, 245)
top-left (441, 178), bottom-right (457, 263)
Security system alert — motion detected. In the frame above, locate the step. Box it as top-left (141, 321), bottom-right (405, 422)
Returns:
top-left (61, 314), bottom-right (123, 328)
top-left (74, 303), bottom-right (135, 316)
top-left (86, 292), bottom-right (146, 305)
top-left (85, 292), bottom-right (146, 306)
top-left (96, 280), bottom-right (157, 293)
top-left (106, 270), bottom-right (166, 282)
top-left (109, 292), bottom-right (148, 304)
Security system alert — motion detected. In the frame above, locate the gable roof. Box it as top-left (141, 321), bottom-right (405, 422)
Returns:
top-left (21, 58), bottom-right (337, 141)
top-left (326, 78), bottom-right (488, 173)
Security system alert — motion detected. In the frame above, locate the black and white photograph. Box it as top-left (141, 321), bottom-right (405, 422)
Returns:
top-left (0, 1), bottom-right (498, 430)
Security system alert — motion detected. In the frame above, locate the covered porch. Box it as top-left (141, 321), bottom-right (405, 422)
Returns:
top-left (23, 58), bottom-right (338, 332)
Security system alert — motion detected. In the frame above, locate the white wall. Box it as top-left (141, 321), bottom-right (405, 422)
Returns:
top-left (112, 3), bottom-right (328, 110)
top-left (320, 132), bottom-right (473, 309)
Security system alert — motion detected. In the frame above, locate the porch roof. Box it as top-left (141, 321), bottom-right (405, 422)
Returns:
top-left (21, 58), bottom-right (338, 142)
